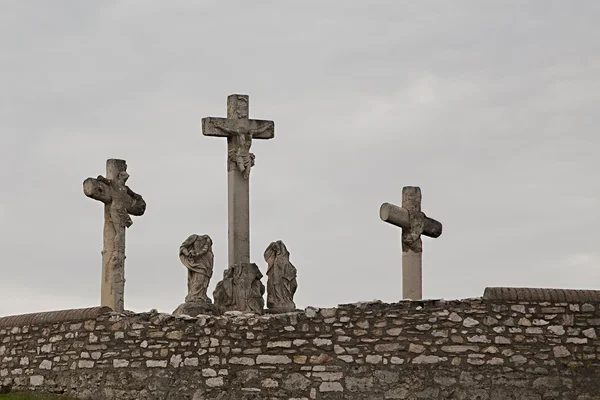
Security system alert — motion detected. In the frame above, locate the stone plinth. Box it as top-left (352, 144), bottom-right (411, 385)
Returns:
top-left (172, 301), bottom-right (217, 317)
top-left (214, 262), bottom-right (265, 314)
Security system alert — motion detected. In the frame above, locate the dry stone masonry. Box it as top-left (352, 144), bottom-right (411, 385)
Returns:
top-left (2, 289), bottom-right (600, 399)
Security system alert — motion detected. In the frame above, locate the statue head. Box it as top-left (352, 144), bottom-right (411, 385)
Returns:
top-left (264, 240), bottom-right (289, 264)
top-left (180, 234), bottom-right (213, 258)
top-left (199, 234), bottom-right (213, 247)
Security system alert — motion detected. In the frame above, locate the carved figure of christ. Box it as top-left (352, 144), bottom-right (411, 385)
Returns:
top-left (202, 94), bottom-right (275, 267)
top-left (380, 187), bottom-right (442, 300)
top-left (83, 159), bottom-right (146, 313)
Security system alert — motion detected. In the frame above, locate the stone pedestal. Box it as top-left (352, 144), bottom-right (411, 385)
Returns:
top-left (214, 263), bottom-right (265, 314)
top-left (172, 301), bottom-right (217, 317)
top-left (264, 307), bottom-right (299, 315)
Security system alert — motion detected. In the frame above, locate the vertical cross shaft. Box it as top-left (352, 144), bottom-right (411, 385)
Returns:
top-left (102, 160), bottom-right (127, 311)
top-left (227, 95), bottom-right (251, 266)
top-left (401, 187), bottom-right (423, 300)
top-left (202, 94), bottom-right (275, 268)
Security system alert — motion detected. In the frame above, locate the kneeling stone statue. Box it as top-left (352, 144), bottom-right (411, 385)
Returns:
top-left (173, 234), bottom-right (216, 317)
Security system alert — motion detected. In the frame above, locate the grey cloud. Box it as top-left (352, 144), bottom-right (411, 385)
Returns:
top-left (1, 1), bottom-right (599, 316)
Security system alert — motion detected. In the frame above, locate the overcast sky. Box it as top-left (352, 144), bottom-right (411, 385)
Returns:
top-left (1, 1), bottom-right (599, 316)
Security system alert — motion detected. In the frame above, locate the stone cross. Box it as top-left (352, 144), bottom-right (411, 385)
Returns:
top-left (202, 94), bottom-right (274, 267)
top-left (380, 186), bottom-right (442, 300)
top-left (83, 159), bottom-right (146, 313)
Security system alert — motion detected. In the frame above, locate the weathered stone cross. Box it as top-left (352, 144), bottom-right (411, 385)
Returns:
top-left (380, 186), bottom-right (442, 300)
top-left (83, 159), bottom-right (146, 313)
top-left (202, 94), bottom-right (274, 267)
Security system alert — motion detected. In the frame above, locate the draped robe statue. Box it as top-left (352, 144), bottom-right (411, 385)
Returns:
top-left (264, 240), bottom-right (298, 313)
top-left (173, 234), bottom-right (217, 317)
top-left (180, 234), bottom-right (214, 303)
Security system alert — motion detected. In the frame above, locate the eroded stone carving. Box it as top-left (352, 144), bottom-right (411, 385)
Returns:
top-left (214, 263), bottom-right (265, 314)
top-left (83, 159), bottom-right (146, 313)
top-left (379, 186), bottom-right (443, 300)
top-left (180, 234), bottom-right (214, 303)
top-left (173, 234), bottom-right (216, 317)
top-left (401, 188), bottom-right (425, 253)
top-left (211, 119), bottom-right (272, 179)
top-left (202, 95), bottom-right (275, 273)
top-left (264, 240), bottom-right (298, 313)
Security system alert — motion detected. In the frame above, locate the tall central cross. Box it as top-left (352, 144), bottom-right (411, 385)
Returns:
top-left (202, 94), bottom-right (275, 267)
top-left (380, 186), bottom-right (442, 300)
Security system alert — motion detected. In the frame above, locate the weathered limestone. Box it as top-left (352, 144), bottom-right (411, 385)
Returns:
top-left (213, 263), bottom-right (265, 314)
top-left (484, 287), bottom-right (600, 302)
top-left (380, 187), bottom-right (442, 300)
top-left (173, 234), bottom-right (216, 317)
top-left (0, 307), bottom-right (111, 328)
top-left (264, 240), bottom-right (298, 313)
top-left (83, 159), bottom-right (146, 312)
top-left (180, 234), bottom-right (214, 303)
top-left (2, 294), bottom-right (600, 399)
top-left (202, 94), bottom-right (275, 268)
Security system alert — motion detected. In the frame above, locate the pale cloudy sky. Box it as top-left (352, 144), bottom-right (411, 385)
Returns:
top-left (1, 1), bottom-right (599, 316)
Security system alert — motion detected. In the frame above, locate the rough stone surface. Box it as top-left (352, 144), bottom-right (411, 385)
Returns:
top-left (202, 94), bottom-right (275, 268)
top-left (1, 298), bottom-right (600, 399)
top-left (484, 287), bottom-right (600, 302)
top-left (379, 187), bottom-right (443, 300)
top-left (82, 159), bottom-right (146, 313)
top-left (172, 302), bottom-right (216, 318)
top-left (264, 240), bottom-right (298, 313)
top-left (0, 307), bottom-right (111, 328)
top-left (213, 262), bottom-right (265, 314)
top-left (178, 234), bottom-right (215, 305)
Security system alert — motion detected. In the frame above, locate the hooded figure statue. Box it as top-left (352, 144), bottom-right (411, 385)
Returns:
top-left (179, 234), bottom-right (214, 304)
top-left (264, 240), bottom-right (298, 313)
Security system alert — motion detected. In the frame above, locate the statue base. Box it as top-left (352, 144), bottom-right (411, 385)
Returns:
top-left (265, 306), bottom-right (298, 314)
top-left (214, 262), bottom-right (265, 315)
top-left (173, 301), bottom-right (217, 317)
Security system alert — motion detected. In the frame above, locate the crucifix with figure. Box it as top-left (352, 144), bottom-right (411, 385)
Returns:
top-left (380, 186), bottom-right (442, 300)
top-left (202, 94), bottom-right (275, 267)
top-left (83, 159), bottom-right (146, 313)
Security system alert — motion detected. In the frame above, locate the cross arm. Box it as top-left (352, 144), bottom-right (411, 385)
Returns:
top-left (379, 202), bottom-right (443, 238)
top-left (125, 186), bottom-right (146, 216)
top-left (83, 176), bottom-right (146, 216)
top-left (202, 117), bottom-right (275, 139)
top-left (83, 176), bottom-right (112, 204)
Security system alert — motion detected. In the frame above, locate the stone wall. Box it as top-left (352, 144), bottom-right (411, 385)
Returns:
top-left (1, 297), bottom-right (600, 400)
